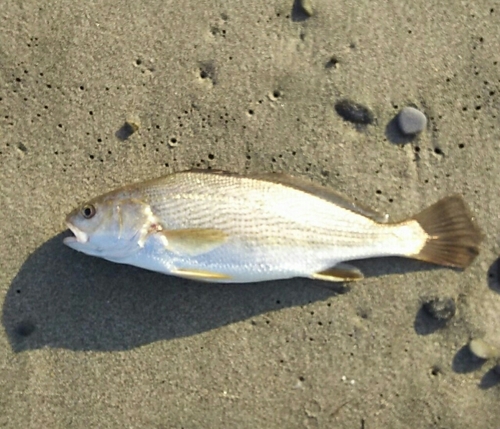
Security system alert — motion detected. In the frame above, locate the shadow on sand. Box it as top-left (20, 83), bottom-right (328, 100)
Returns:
top-left (3, 232), bottom-right (443, 352)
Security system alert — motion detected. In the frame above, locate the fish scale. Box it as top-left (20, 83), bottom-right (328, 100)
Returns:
top-left (63, 169), bottom-right (483, 283)
top-left (142, 178), bottom-right (378, 262)
top-left (144, 173), bottom-right (378, 241)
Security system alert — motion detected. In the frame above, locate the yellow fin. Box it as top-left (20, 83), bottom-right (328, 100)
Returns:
top-left (171, 268), bottom-right (232, 282)
top-left (161, 228), bottom-right (228, 256)
top-left (410, 195), bottom-right (483, 269)
top-left (311, 263), bottom-right (364, 282)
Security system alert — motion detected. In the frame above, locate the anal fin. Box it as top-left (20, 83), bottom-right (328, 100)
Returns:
top-left (311, 263), bottom-right (364, 282)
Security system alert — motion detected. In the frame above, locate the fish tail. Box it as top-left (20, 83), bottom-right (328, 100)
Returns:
top-left (409, 195), bottom-right (483, 269)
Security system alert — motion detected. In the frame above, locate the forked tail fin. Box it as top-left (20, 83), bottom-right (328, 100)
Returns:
top-left (411, 195), bottom-right (483, 269)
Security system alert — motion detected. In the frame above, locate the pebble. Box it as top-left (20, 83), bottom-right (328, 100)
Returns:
top-left (116, 119), bottom-right (140, 141)
top-left (469, 338), bottom-right (500, 360)
top-left (334, 99), bottom-right (374, 125)
top-left (299, 0), bottom-right (313, 16)
top-left (397, 106), bottom-right (427, 135)
top-left (422, 297), bottom-right (456, 322)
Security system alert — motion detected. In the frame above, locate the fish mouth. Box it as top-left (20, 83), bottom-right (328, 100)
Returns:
top-left (64, 223), bottom-right (89, 244)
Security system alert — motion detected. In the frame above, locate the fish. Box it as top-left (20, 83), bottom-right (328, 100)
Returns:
top-left (63, 169), bottom-right (483, 283)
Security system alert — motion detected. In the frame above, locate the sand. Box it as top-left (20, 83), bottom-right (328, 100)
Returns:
top-left (1, 0), bottom-right (499, 427)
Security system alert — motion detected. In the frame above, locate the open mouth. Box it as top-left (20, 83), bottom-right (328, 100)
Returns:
top-left (63, 223), bottom-right (89, 244)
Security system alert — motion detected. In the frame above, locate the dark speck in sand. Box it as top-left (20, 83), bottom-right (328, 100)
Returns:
top-left (15, 320), bottom-right (36, 337)
top-left (334, 99), bottom-right (374, 125)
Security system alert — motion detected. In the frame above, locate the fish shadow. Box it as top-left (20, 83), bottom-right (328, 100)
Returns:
top-left (354, 256), bottom-right (441, 281)
top-left (3, 234), bottom-right (447, 352)
top-left (3, 233), bottom-right (342, 352)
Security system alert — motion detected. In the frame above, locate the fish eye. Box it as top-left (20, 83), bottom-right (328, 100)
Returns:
top-left (81, 204), bottom-right (96, 219)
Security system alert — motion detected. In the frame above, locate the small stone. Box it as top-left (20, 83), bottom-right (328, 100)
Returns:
top-left (125, 120), bottom-right (140, 133)
top-left (115, 119), bottom-right (140, 141)
top-left (17, 142), bottom-right (28, 153)
top-left (469, 338), bottom-right (500, 360)
top-left (299, 0), bottom-right (313, 16)
top-left (334, 99), bottom-right (374, 125)
top-left (397, 106), bottom-right (427, 135)
top-left (422, 297), bottom-right (456, 322)
top-left (325, 56), bottom-right (339, 69)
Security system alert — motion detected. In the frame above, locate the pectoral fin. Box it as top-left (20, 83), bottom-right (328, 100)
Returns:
top-left (160, 228), bottom-right (228, 256)
top-left (171, 268), bottom-right (232, 282)
top-left (311, 263), bottom-right (364, 282)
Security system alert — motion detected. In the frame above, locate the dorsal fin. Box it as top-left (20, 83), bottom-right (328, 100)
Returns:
top-left (184, 169), bottom-right (388, 223)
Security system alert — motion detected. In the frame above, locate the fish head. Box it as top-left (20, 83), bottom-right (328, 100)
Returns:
top-left (64, 192), bottom-right (154, 260)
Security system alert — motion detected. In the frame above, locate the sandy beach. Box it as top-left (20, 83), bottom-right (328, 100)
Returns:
top-left (1, 0), bottom-right (499, 427)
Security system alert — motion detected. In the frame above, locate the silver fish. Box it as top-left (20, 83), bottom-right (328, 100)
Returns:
top-left (64, 169), bottom-right (482, 283)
